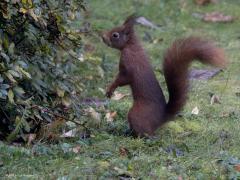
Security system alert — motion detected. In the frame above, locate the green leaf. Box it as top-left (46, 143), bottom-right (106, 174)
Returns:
top-left (62, 96), bottom-right (71, 107)
top-left (4, 72), bottom-right (17, 83)
top-left (8, 70), bottom-right (20, 78)
top-left (22, 118), bottom-right (30, 132)
top-left (0, 76), bottom-right (3, 83)
top-left (19, 67), bottom-right (31, 79)
top-left (17, 61), bottom-right (28, 68)
top-left (0, 52), bottom-right (10, 63)
top-left (0, 84), bottom-right (10, 89)
top-left (13, 86), bottom-right (25, 96)
top-left (19, 8), bottom-right (27, 14)
top-left (21, 0), bottom-right (27, 4)
top-left (56, 87), bottom-right (65, 97)
top-left (3, 34), bottom-right (9, 50)
top-left (7, 115), bottom-right (30, 142)
top-left (8, 43), bottom-right (15, 55)
top-left (27, 0), bottom-right (33, 7)
top-left (8, 89), bottom-right (14, 104)
top-left (0, 89), bottom-right (7, 99)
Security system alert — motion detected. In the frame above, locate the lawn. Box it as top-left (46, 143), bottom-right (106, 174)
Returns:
top-left (0, 0), bottom-right (240, 179)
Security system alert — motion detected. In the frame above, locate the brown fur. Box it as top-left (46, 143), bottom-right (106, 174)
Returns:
top-left (101, 16), bottom-right (227, 137)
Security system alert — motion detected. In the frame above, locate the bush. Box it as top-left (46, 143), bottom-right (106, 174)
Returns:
top-left (0, 0), bottom-right (101, 141)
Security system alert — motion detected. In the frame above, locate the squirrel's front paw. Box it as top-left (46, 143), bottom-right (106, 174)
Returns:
top-left (106, 87), bottom-right (113, 98)
top-left (106, 91), bottom-right (113, 98)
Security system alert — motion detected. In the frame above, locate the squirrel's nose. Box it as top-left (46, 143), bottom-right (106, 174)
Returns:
top-left (101, 32), bottom-right (107, 41)
top-left (101, 32), bottom-right (110, 45)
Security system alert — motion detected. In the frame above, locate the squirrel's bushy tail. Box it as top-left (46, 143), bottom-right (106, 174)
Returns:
top-left (163, 37), bottom-right (226, 119)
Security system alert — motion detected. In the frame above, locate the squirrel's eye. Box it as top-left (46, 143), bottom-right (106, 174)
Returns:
top-left (112, 32), bottom-right (120, 39)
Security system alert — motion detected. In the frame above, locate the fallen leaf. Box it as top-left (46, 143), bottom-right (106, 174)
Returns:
top-left (189, 69), bottom-right (221, 80)
top-left (60, 128), bottom-right (78, 138)
top-left (105, 111), bottom-right (117, 122)
top-left (72, 146), bottom-right (81, 154)
top-left (220, 112), bottom-right (229, 118)
top-left (210, 94), bottom-right (221, 105)
top-left (38, 117), bottom-right (65, 141)
top-left (203, 12), bottom-right (234, 23)
top-left (27, 133), bottom-right (36, 146)
top-left (234, 164), bottom-right (240, 172)
top-left (136, 16), bottom-right (159, 29)
top-left (191, 107), bottom-right (199, 115)
top-left (111, 91), bottom-right (129, 101)
top-left (8, 89), bottom-right (14, 104)
top-left (85, 107), bottom-right (101, 123)
top-left (119, 147), bottom-right (129, 157)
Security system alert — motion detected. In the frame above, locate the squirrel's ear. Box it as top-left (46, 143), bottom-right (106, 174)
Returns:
top-left (123, 14), bottom-right (137, 35)
top-left (124, 14), bottom-right (137, 26)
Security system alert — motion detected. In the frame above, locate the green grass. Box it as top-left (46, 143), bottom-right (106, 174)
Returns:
top-left (1, 0), bottom-right (240, 179)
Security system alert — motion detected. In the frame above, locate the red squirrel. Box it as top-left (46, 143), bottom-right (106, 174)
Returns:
top-left (101, 15), bottom-right (226, 137)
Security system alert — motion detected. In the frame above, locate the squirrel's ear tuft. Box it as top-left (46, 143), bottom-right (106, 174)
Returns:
top-left (124, 14), bottom-right (138, 26)
top-left (123, 14), bottom-right (138, 35)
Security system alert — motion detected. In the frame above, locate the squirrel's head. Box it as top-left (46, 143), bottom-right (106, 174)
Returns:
top-left (101, 15), bottom-right (137, 50)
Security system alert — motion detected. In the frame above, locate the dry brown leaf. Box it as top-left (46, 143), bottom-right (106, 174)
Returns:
top-left (72, 146), bottom-right (81, 154)
top-left (234, 164), bottom-right (240, 172)
top-left (119, 147), bottom-right (129, 157)
top-left (105, 111), bottom-right (117, 122)
top-left (220, 112), bottom-right (229, 118)
top-left (38, 117), bottom-right (65, 141)
top-left (111, 91), bottom-right (129, 101)
top-left (203, 12), bottom-right (234, 23)
top-left (27, 133), bottom-right (36, 146)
